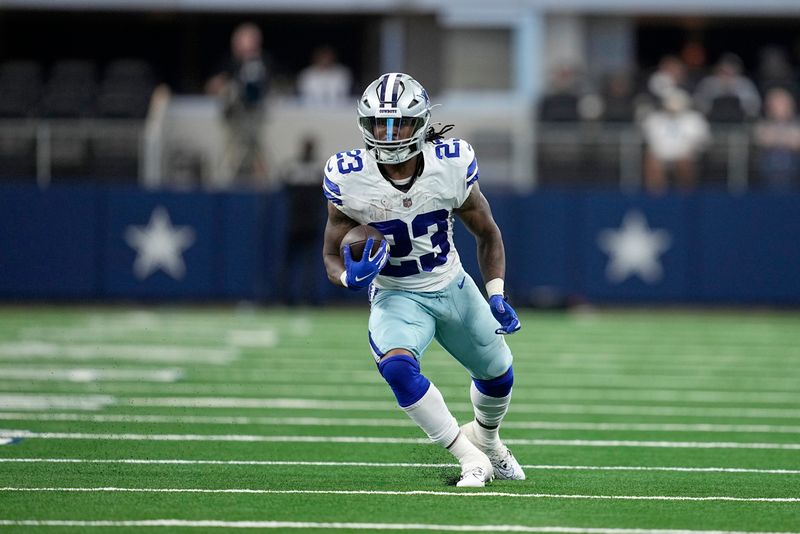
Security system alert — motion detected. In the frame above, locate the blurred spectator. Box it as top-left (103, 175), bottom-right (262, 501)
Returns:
top-left (296, 45), bottom-right (352, 106)
top-left (694, 53), bottom-right (761, 122)
top-left (599, 71), bottom-right (637, 122)
top-left (206, 22), bottom-right (270, 188)
top-left (538, 66), bottom-right (583, 121)
top-left (278, 136), bottom-right (325, 305)
top-left (641, 89), bottom-right (711, 194)
top-left (647, 55), bottom-right (689, 102)
top-left (680, 40), bottom-right (708, 92)
top-left (753, 87), bottom-right (800, 191)
top-left (756, 46), bottom-right (798, 96)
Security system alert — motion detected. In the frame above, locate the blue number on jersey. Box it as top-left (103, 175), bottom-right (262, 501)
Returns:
top-left (371, 210), bottom-right (450, 277)
top-left (433, 139), bottom-right (461, 160)
top-left (336, 150), bottom-right (364, 174)
top-left (370, 219), bottom-right (418, 277)
top-left (413, 210), bottom-right (450, 271)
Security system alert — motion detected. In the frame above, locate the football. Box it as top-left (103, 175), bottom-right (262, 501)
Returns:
top-left (340, 224), bottom-right (386, 262)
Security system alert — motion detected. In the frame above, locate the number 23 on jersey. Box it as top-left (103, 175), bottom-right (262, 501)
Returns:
top-left (371, 209), bottom-right (450, 278)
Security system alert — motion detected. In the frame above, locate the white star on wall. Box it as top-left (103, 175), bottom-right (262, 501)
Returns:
top-left (597, 210), bottom-right (672, 284)
top-left (124, 206), bottom-right (196, 280)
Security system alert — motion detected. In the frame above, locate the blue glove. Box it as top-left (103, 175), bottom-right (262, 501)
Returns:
top-left (342, 238), bottom-right (389, 290)
top-left (488, 294), bottom-right (521, 335)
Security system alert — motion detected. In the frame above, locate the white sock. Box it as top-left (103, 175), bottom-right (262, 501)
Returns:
top-left (447, 431), bottom-right (488, 468)
top-left (402, 382), bottom-right (460, 448)
top-left (469, 381), bottom-right (512, 449)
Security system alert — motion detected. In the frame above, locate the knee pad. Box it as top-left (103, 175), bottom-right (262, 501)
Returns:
top-left (473, 366), bottom-right (514, 398)
top-left (378, 354), bottom-right (431, 408)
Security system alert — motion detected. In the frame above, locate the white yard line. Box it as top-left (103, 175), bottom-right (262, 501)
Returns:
top-left (27, 374), bottom-right (796, 404)
top-left (0, 395), bottom-right (115, 411)
top-left (2, 412), bottom-right (800, 435)
top-left (0, 413), bottom-right (417, 426)
top-left (211, 360), bottom-right (800, 382)
top-left (234, 344), bottom-right (799, 357)
top-left (227, 330), bottom-right (280, 347)
top-left (0, 342), bottom-right (237, 364)
top-left (0, 487), bottom-right (797, 503)
top-left (2, 519), bottom-right (799, 534)
top-left (18, 328), bottom-right (232, 343)
top-left (0, 368), bottom-right (182, 383)
top-left (0, 458), bottom-right (797, 475)
top-left (0, 520), bottom-right (798, 533)
top-left (1, 394), bottom-right (797, 419)
top-left (122, 396), bottom-right (800, 419)
top-left (4, 378), bottom-right (799, 402)
top-left (1, 431), bottom-right (799, 449)
top-left (7, 382), bottom-right (800, 406)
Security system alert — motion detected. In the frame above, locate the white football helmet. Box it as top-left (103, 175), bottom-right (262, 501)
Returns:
top-left (357, 73), bottom-right (432, 164)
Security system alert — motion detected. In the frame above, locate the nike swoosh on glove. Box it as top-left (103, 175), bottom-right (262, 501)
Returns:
top-left (343, 238), bottom-right (389, 290)
top-left (488, 294), bottom-right (521, 335)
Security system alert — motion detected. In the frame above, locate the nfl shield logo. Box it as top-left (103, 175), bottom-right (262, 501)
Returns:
top-left (402, 197), bottom-right (412, 208)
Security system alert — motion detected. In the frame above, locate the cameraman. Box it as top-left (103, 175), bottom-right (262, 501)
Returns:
top-left (206, 22), bottom-right (270, 188)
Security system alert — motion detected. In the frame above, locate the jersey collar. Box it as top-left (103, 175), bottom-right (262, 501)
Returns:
top-left (378, 153), bottom-right (425, 193)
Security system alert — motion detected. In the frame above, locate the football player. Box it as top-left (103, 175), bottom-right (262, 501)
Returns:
top-left (322, 72), bottom-right (523, 487)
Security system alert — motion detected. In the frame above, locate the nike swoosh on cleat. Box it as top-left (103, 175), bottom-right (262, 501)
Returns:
top-left (457, 276), bottom-right (466, 289)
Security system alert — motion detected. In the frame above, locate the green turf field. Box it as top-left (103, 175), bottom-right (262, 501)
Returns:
top-left (0, 305), bottom-right (798, 533)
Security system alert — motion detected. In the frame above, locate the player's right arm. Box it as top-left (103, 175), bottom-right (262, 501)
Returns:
top-left (322, 202), bottom-right (359, 288)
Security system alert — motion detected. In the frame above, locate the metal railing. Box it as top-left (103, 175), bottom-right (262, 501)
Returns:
top-left (0, 119), bottom-right (144, 187)
top-left (0, 116), bottom-right (757, 192)
top-left (536, 122), bottom-right (753, 192)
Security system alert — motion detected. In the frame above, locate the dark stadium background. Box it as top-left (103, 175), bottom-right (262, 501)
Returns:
top-left (1, 3), bottom-right (799, 305)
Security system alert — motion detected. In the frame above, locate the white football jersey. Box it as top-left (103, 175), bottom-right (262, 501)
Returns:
top-left (323, 138), bottom-right (479, 291)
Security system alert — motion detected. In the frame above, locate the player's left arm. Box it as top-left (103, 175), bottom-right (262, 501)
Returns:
top-left (454, 183), bottom-right (504, 283)
top-left (454, 183), bottom-right (521, 334)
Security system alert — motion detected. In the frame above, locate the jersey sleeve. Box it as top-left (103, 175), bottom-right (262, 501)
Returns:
top-left (448, 139), bottom-right (479, 207)
top-left (322, 154), bottom-right (344, 209)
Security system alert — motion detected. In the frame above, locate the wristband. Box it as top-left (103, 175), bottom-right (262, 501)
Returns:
top-left (485, 278), bottom-right (504, 297)
top-left (340, 271), bottom-right (348, 288)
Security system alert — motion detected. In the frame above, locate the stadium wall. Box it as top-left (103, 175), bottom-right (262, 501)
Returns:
top-left (1, 184), bottom-right (799, 305)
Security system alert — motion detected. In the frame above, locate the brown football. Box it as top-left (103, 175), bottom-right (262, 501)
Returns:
top-left (340, 224), bottom-right (386, 261)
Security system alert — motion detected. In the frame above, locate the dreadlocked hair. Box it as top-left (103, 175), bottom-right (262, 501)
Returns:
top-left (424, 123), bottom-right (455, 142)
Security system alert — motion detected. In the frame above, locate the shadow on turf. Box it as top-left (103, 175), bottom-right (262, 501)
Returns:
top-left (411, 446), bottom-right (461, 486)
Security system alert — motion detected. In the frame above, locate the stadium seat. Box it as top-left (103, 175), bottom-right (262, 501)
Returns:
top-left (96, 59), bottom-right (156, 118)
top-left (40, 59), bottom-right (98, 118)
top-left (42, 59), bottom-right (97, 118)
top-left (0, 60), bottom-right (44, 118)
